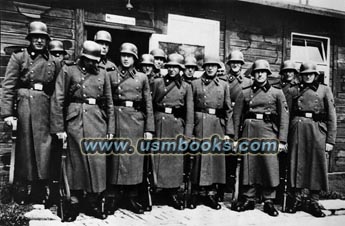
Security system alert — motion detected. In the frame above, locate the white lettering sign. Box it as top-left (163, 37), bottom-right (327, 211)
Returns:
top-left (105, 14), bottom-right (136, 26)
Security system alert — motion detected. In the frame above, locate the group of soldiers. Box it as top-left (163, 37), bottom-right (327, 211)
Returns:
top-left (1, 21), bottom-right (337, 222)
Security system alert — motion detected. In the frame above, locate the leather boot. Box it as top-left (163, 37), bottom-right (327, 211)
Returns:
top-left (169, 193), bottom-right (184, 210)
top-left (126, 197), bottom-right (144, 214)
top-left (84, 195), bottom-right (107, 220)
top-left (307, 201), bottom-right (326, 218)
top-left (231, 198), bottom-right (255, 212)
top-left (204, 195), bottom-right (221, 210)
top-left (263, 201), bottom-right (279, 217)
top-left (59, 202), bottom-right (79, 222)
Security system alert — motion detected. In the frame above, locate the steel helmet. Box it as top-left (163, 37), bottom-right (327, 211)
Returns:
top-left (202, 56), bottom-right (221, 68)
top-left (280, 60), bottom-right (298, 74)
top-left (94, 30), bottom-right (112, 43)
top-left (226, 50), bottom-right (245, 65)
top-left (165, 53), bottom-right (184, 69)
top-left (299, 61), bottom-right (319, 75)
top-left (26, 21), bottom-right (51, 41)
top-left (48, 40), bottom-right (66, 54)
top-left (184, 56), bottom-right (198, 68)
top-left (120, 42), bottom-right (138, 59)
top-left (251, 59), bottom-right (272, 76)
top-left (140, 54), bottom-right (154, 66)
top-left (81, 40), bottom-right (101, 61)
top-left (150, 48), bottom-right (166, 60)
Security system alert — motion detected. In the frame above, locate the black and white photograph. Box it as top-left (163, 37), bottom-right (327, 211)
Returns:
top-left (0, 0), bottom-right (345, 225)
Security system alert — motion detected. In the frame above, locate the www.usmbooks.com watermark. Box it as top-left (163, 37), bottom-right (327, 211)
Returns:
top-left (79, 135), bottom-right (280, 155)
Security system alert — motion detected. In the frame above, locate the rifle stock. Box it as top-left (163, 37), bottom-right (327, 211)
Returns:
top-left (9, 118), bottom-right (17, 185)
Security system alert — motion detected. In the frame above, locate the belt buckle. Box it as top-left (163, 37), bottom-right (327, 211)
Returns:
top-left (305, 113), bottom-right (313, 118)
top-left (87, 98), bottom-right (96, 105)
top-left (256, 113), bottom-right (264, 119)
top-left (208, 108), bottom-right (216, 115)
top-left (165, 107), bottom-right (172, 114)
top-left (125, 101), bottom-right (133, 107)
top-left (34, 83), bottom-right (43, 91)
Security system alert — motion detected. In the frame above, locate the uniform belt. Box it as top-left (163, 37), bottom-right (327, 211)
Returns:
top-left (21, 82), bottom-right (44, 91)
top-left (294, 111), bottom-right (326, 121)
top-left (155, 105), bottom-right (184, 117)
top-left (113, 100), bottom-right (143, 110)
top-left (195, 107), bottom-right (226, 117)
top-left (244, 112), bottom-right (278, 122)
top-left (70, 97), bottom-right (97, 105)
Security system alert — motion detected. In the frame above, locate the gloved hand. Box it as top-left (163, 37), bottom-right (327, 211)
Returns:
top-left (4, 116), bottom-right (17, 128)
top-left (56, 132), bottom-right (67, 140)
top-left (144, 132), bottom-right (153, 140)
top-left (326, 143), bottom-right (334, 152)
top-left (279, 143), bottom-right (288, 153)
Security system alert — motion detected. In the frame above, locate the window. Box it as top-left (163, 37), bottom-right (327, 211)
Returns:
top-left (291, 33), bottom-right (330, 85)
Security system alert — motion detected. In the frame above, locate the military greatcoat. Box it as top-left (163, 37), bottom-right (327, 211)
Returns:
top-left (108, 66), bottom-right (154, 185)
top-left (1, 48), bottom-right (61, 181)
top-left (288, 82), bottom-right (336, 191)
top-left (50, 59), bottom-right (115, 193)
top-left (151, 76), bottom-right (194, 188)
top-left (191, 74), bottom-right (234, 186)
top-left (234, 82), bottom-right (289, 187)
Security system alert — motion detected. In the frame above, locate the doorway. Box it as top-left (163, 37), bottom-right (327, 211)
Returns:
top-left (86, 26), bottom-right (151, 66)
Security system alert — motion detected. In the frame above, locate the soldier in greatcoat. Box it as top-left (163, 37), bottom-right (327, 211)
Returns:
top-left (286, 62), bottom-right (336, 217)
top-left (183, 56), bottom-right (198, 84)
top-left (139, 53), bottom-right (157, 91)
top-left (278, 60), bottom-right (299, 110)
top-left (232, 59), bottom-right (289, 217)
top-left (107, 43), bottom-right (155, 214)
top-left (50, 40), bottom-right (115, 221)
top-left (190, 56), bottom-right (234, 210)
top-left (227, 50), bottom-right (252, 88)
top-left (150, 48), bottom-right (166, 73)
top-left (1, 21), bottom-right (61, 204)
top-left (48, 40), bottom-right (68, 62)
top-left (151, 53), bottom-right (194, 210)
top-left (94, 30), bottom-right (117, 73)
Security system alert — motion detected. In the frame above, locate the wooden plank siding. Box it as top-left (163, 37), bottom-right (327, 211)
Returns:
top-left (0, 0), bottom-right (345, 185)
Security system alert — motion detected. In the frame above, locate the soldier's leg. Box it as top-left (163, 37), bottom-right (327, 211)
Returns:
top-left (59, 190), bottom-right (81, 222)
top-left (232, 185), bottom-right (255, 211)
top-left (203, 184), bottom-right (221, 210)
top-left (306, 190), bottom-right (325, 217)
top-left (105, 185), bottom-right (121, 215)
top-left (286, 187), bottom-right (303, 213)
top-left (166, 187), bottom-right (184, 210)
top-left (262, 187), bottom-right (279, 216)
top-left (125, 184), bottom-right (144, 214)
top-left (84, 192), bottom-right (107, 219)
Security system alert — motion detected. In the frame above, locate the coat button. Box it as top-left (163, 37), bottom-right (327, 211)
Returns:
top-left (118, 86), bottom-right (121, 90)
top-left (83, 94), bottom-right (86, 97)
top-left (162, 117), bottom-right (165, 120)
top-left (30, 95), bottom-right (33, 98)
top-left (82, 85), bottom-right (86, 88)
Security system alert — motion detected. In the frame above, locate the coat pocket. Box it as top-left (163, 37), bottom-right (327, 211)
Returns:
top-left (66, 109), bottom-right (79, 122)
top-left (318, 122), bottom-right (328, 134)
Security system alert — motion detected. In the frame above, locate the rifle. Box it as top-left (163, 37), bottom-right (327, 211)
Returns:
top-left (8, 118), bottom-right (17, 185)
top-left (57, 137), bottom-right (71, 222)
top-left (184, 155), bottom-right (194, 208)
top-left (281, 152), bottom-right (289, 212)
top-left (141, 144), bottom-right (156, 211)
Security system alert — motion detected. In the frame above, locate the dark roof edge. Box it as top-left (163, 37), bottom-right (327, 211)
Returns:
top-left (236, 0), bottom-right (345, 19)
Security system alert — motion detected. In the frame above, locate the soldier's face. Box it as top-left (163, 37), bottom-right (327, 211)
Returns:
top-left (217, 67), bottom-right (225, 76)
top-left (302, 73), bottom-right (316, 84)
top-left (121, 53), bottom-right (135, 68)
top-left (283, 70), bottom-right (295, 82)
top-left (83, 57), bottom-right (98, 70)
top-left (142, 64), bottom-right (153, 75)
top-left (254, 70), bottom-right (267, 83)
top-left (167, 65), bottom-right (180, 77)
top-left (230, 62), bottom-right (242, 73)
top-left (185, 66), bottom-right (196, 78)
top-left (97, 41), bottom-right (110, 56)
top-left (205, 64), bottom-right (218, 77)
top-left (154, 57), bottom-right (165, 69)
top-left (31, 35), bottom-right (48, 51)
